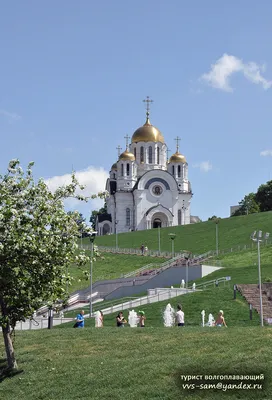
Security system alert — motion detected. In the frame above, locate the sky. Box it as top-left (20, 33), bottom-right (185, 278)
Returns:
top-left (0, 1), bottom-right (272, 222)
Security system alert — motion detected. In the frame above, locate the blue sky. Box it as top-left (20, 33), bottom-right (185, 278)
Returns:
top-left (1, 1), bottom-right (272, 221)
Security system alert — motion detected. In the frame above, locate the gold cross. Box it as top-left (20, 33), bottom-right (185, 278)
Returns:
top-left (124, 134), bottom-right (130, 150)
top-left (143, 96), bottom-right (154, 115)
top-left (166, 148), bottom-right (171, 161)
top-left (116, 145), bottom-right (122, 157)
top-left (174, 136), bottom-right (181, 152)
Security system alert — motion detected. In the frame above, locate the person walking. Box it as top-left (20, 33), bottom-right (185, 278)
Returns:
top-left (176, 304), bottom-right (184, 327)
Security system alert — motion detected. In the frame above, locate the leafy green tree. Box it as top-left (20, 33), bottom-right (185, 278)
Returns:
top-left (255, 180), bottom-right (272, 212)
top-left (0, 160), bottom-right (105, 371)
top-left (90, 202), bottom-right (107, 229)
top-left (208, 215), bottom-right (220, 221)
top-left (232, 192), bottom-right (260, 216)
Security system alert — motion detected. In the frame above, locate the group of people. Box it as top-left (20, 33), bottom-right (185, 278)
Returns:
top-left (140, 244), bottom-right (148, 255)
top-left (116, 311), bottom-right (146, 328)
top-left (73, 307), bottom-right (226, 328)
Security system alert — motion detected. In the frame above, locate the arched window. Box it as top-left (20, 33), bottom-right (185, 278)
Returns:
top-left (172, 165), bottom-right (174, 175)
top-left (140, 146), bottom-right (144, 163)
top-left (127, 163), bottom-right (130, 176)
top-left (157, 147), bottom-right (160, 164)
top-left (134, 148), bottom-right (136, 158)
top-left (121, 164), bottom-right (124, 177)
top-left (148, 146), bottom-right (152, 163)
top-left (113, 173), bottom-right (116, 179)
top-left (178, 210), bottom-right (182, 225)
top-left (178, 165), bottom-right (181, 177)
top-left (126, 208), bottom-right (130, 226)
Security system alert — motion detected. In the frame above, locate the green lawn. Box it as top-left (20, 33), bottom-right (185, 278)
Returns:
top-left (2, 252), bottom-right (272, 399)
top-left (1, 324), bottom-right (271, 399)
top-left (92, 211), bottom-right (272, 254)
top-left (68, 253), bottom-right (165, 293)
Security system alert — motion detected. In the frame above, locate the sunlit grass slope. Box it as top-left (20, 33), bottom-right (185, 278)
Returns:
top-left (92, 211), bottom-right (272, 254)
top-left (1, 325), bottom-right (271, 400)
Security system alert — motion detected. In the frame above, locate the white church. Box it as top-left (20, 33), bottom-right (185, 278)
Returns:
top-left (96, 97), bottom-right (196, 236)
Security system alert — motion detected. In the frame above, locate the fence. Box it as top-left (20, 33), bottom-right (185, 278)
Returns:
top-left (81, 244), bottom-right (187, 259)
top-left (15, 317), bottom-right (74, 331)
top-left (94, 276), bottom-right (231, 317)
top-left (122, 254), bottom-right (189, 278)
top-left (91, 287), bottom-right (194, 316)
top-left (90, 239), bottom-right (272, 259)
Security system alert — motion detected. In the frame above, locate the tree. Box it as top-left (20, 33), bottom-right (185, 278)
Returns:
top-left (255, 180), bottom-right (272, 212)
top-left (232, 192), bottom-right (260, 216)
top-left (0, 160), bottom-right (106, 371)
top-left (67, 211), bottom-right (89, 237)
top-left (208, 215), bottom-right (220, 221)
top-left (90, 202), bottom-right (107, 230)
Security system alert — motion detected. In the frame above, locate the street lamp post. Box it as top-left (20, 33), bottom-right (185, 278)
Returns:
top-left (89, 232), bottom-right (97, 317)
top-left (158, 225), bottom-right (161, 255)
top-left (250, 230), bottom-right (270, 327)
top-left (168, 233), bottom-right (176, 258)
top-left (215, 218), bottom-right (220, 256)
top-left (115, 220), bottom-right (118, 250)
top-left (181, 200), bottom-right (187, 226)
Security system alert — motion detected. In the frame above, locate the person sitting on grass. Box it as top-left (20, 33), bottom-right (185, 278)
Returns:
top-left (176, 304), bottom-right (184, 327)
top-left (74, 310), bottom-right (85, 328)
top-left (138, 311), bottom-right (146, 327)
top-left (116, 312), bottom-right (127, 328)
top-left (215, 310), bottom-right (227, 327)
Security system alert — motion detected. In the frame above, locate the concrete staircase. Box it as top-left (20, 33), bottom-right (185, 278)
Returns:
top-left (237, 283), bottom-right (272, 321)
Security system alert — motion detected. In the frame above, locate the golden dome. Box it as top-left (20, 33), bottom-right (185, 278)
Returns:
top-left (169, 151), bottom-right (186, 163)
top-left (111, 162), bottom-right (117, 170)
top-left (131, 115), bottom-right (164, 144)
top-left (119, 149), bottom-right (135, 161)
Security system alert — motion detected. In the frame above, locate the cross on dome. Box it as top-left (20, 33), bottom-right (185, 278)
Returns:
top-left (143, 96), bottom-right (154, 118)
top-left (124, 134), bottom-right (130, 150)
top-left (116, 145), bottom-right (122, 157)
top-left (174, 136), bottom-right (181, 152)
top-left (166, 148), bottom-right (171, 161)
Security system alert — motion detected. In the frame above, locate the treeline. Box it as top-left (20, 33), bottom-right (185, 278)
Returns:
top-left (232, 180), bottom-right (272, 216)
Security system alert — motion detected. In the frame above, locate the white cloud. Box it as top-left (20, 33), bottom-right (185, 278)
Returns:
top-left (193, 161), bottom-right (213, 172)
top-left (45, 166), bottom-right (108, 212)
top-left (260, 149), bottom-right (272, 157)
top-left (0, 109), bottom-right (21, 122)
top-left (201, 54), bottom-right (272, 92)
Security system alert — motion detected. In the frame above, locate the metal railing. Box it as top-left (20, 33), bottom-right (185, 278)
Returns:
top-left (81, 239), bottom-right (272, 258)
top-left (81, 244), bottom-right (188, 259)
top-left (89, 288), bottom-right (194, 317)
top-left (15, 317), bottom-right (74, 331)
top-left (193, 276), bottom-right (230, 290)
top-left (122, 254), bottom-right (189, 278)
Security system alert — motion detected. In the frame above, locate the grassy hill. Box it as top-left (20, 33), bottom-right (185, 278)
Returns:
top-left (92, 211), bottom-right (272, 254)
top-left (1, 324), bottom-right (271, 400)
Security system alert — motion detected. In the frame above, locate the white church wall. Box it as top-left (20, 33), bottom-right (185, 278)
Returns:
top-left (115, 192), bottom-right (134, 233)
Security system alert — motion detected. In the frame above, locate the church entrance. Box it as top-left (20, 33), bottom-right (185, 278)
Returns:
top-left (102, 223), bottom-right (110, 235)
top-left (153, 218), bottom-right (162, 228)
top-left (151, 212), bottom-right (169, 228)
